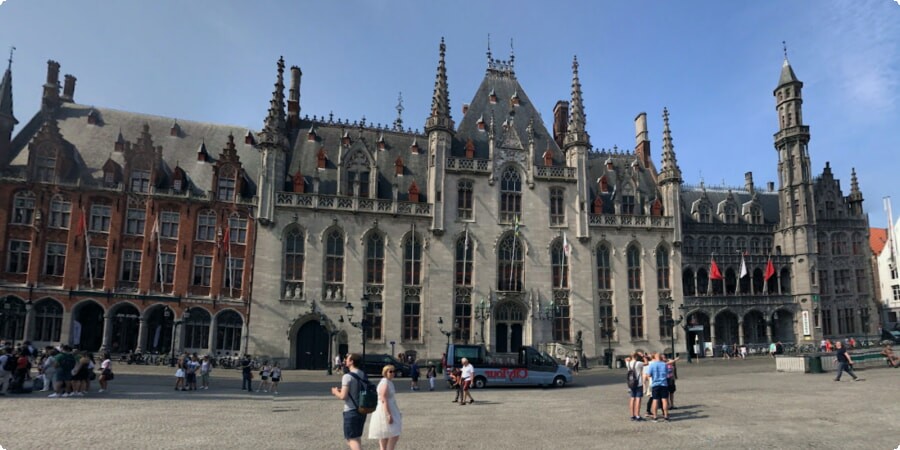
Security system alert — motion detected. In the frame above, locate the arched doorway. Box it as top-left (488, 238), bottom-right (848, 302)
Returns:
top-left (494, 302), bottom-right (525, 353)
top-left (110, 304), bottom-right (140, 354)
top-left (73, 301), bottom-right (105, 351)
top-left (714, 310), bottom-right (739, 345)
top-left (773, 310), bottom-right (794, 342)
top-left (685, 311), bottom-right (710, 358)
top-left (144, 306), bottom-right (174, 354)
top-left (296, 321), bottom-right (328, 370)
top-left (743, 310), bottom-right (767, 344)
top-left (0, 296), bottom-right (27, 342)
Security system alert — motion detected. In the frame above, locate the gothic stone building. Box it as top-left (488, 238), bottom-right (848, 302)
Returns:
top-left (0, 60), bottom-right (259, 357)
top-left (0, 42), bottom-right (876, 368)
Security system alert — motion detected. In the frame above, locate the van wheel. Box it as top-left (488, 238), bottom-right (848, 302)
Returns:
top-left (553, 376), bottom-right (566, 387)
top-left (474, 377), bottom-right (487, 389)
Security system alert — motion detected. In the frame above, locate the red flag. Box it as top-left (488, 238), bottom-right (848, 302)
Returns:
top-left (222, 224), bottom-right (230, 251)
top-left (764, 258), bottom-right (775, 281)
top-left (709, 257), bottom-right (724, 280)
top-left (77, 209), bottom-right (87, 237)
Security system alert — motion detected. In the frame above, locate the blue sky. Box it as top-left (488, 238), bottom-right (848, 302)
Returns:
top-left (1, 0), bottom-right (899, 227)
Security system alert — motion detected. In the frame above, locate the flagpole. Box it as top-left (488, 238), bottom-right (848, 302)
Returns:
top-left (156, 215), bottom-right (164, 293)
top-left (461, 224), bottom-right (469, 286)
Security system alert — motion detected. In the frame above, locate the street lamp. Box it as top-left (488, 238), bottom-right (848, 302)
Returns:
top-left (345, 295), bottom-right (371, 362)
top-left (658, 304), bottom-right (683, 359)
top-left (600, 316), bottom-right (618, 369)
top-left (438, 317), bottom-right (454, 345)
top-left (475, 296), bottom-right (493, 345)
top-left (859, 307), bottom-right (869, 348)
top-left (678, 304), bottom-right (692, 363)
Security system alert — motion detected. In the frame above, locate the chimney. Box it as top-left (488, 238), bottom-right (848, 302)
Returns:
top-left (42, 60), bottom-right (61, 110)
top-left (61, 74), bottom-right (77, 102)
top-left (552, 101), bottom-right (569, 149)
top-left (634, 112), bottom-right (650, 168)
top-left (287, 66), bottom-right (301, 129)
top-left (767, 181), bottom-right (775, 192)
top-left (744, 172), bottom-right (755, 193)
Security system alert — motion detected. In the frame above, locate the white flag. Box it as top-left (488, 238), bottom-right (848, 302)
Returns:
top-left (562, 232), bottom-right (571, 258)
top-left (739, 253), bottom-right (748, 279)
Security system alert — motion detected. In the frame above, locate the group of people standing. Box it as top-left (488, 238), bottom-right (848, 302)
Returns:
top-left (0, 342), bottom-right (115, 398)
top-left (625, 352), bottom-right (678, 422)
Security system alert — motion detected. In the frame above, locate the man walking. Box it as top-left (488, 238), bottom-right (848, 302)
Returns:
top-left (834, 341), bottom-right (863, 382)
top-left (460, 357), bottom-right (475, 405)
top-left (331, 353), bottom-right (367, 450)
top-left (240, 355), bottom-right (252, 391)
top-left (647, 352), bottom-right (670, 421)
top-left (626, 352), bottom-right (644, 421)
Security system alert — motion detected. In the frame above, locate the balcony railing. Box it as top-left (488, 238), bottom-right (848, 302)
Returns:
top-left (534, 166), bottom-right (576, 180)
top-left (275, 192), bottom-right (432, 217)
top-left (683, 294), bottom-right (794, 308)
top-left (446, 157), bottom-right (490, 173)
top-left (589, 214), bottom-right (674, 230)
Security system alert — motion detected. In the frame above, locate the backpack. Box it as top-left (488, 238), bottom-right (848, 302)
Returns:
top-left (625, 362), bottom-right (638, 389)
top-left (2, 355), bottom-right (16, 372)
top-left (348, 372), bottom-right (377, 414)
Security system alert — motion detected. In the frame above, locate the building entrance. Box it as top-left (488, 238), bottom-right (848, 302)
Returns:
top-left (296, 321), bottom-right (328, 370)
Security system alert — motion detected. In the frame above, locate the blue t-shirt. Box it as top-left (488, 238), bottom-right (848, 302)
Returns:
top-left (647, 360), bottom-right (668, 387)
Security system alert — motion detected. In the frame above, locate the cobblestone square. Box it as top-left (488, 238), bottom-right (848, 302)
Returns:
top-left (2, 358), bottom-right (897, 449)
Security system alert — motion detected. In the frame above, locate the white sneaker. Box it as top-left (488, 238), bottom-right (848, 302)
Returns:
top-left (61, 393), bottom-right (69, 397)
top-left (98, 389), bottom-right (105, 393)
top-left (48, 393), bottom-right (59, 398)
top-left (273, 391), bottom-right (278, 395)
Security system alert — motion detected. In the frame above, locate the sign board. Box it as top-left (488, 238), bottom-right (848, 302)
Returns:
top-left (688, 325), bottom-right (704, 332)
top-left (801, 310), bottom-right (811, 336)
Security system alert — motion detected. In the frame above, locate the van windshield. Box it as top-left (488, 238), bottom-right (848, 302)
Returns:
top-left (453, 345), bottom-right (484, 366)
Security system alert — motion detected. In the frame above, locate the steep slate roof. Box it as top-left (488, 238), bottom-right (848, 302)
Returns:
top-left (288, 119), bottom-right (426, 200)
top-left (6, 103), bottom-right (259, 196)
top-left (586, 150), bottom-right (660, 214)
top-left (680, 186), bottom-right (780, 225)
top-left (452, 65), bottom-right (562, 165)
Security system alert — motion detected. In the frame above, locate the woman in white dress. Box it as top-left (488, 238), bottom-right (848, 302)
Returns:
top-left (368, 364), bottom-right (402, 450)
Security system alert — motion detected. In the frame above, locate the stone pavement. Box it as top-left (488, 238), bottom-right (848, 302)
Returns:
top-left (1, 357), bottom-right (897, 450)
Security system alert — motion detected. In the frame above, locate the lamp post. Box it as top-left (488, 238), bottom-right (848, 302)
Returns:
top-left (475, 296), bottom-right (492, 345)
top-left (657, 304), bottom-right (683, 359)
top-left (600, 316), bottom-right (618, 369)
top-left (859, 307), bottom-right (869, 348)
top-left (345, 295), bottom-right (370, 362)
top-left (438, 317), bottom-right (454, 345)
top-left (678, 304), bottom-right (692, 363)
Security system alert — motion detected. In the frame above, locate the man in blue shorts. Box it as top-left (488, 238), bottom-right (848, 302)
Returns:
top-left (331, 353), bottom-right (367, 450)
top-left (647, 352), bottom-right (670, 422)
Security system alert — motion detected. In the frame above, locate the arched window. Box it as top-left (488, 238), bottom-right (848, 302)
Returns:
top-left (34, 299), bottom-right (63, 342)
top-left (455, 233), bottom-right (473, 286)
top-left (549, 187), bottom-right (565, 226)
top-left (11, 191), bottom-right (36, 225)
top-left (831, 233), bottom-right (848, 255)
top-left (723, 237), bottom-right (734, 254)
top-left (852, 233), bottom-right (863, 255)
top-left (682, 269), bottom-right (696, 296)
top-left (0, 297), bottom-right (26, 341)
top-left (737, 237), bottom-right (747, 253)
top-left (697, 268), bottom-right (709, 294)
top-left (551, 239), bottom-right (569, 289)
top-left (596, 245), bottom-right (611, 290)
top-left (621, 184), bottom-right (636, 215)
top-left (366, 232), bottom-right (384, 285)
top-left (403, 233), bottom-right (423, 286)
top-left (499, 166), bottom-right (522, 223)
top-left (457, 180), bottom-right (473, 220)
top-left (750, 238), bottom-right (761, 254)
top-left (627, 245), bottom-right (641, 290)
top-left (698, 237), bottom-right (708, 255)
top-left (656, 246), bottom-right (670, 290)
top-left (710, 237), bottom-right (720, 254)
top-left (215, 310), bottom-right (243, 352)
top-left (184, 308), bottom-right (211, 350)
top-left (324, 229), bottom-right (345, 293)
top-left (285, 228), bottom-right (305, 282)
top-left (498, 234), bottom-right (524, 291)
top-left (683, 236), bottom-right (694, 255)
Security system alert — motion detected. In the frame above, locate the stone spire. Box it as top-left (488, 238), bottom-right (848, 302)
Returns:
top-left (777, 41), bottom-right (799, 88)
top-left (0, 47), bottom-right (17, 126)
top-left (425, 38), bottom-right (453, 132)
top-left (563, 55), bottom-right (588, 149)
top-left (659, 107), bottom-right (682, 183)
top-left (393, 92), bottom-right (404, 131)
top-left (260, 57), bottom-right (287, 145)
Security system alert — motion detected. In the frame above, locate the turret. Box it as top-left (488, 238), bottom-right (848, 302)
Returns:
top-left (287, 66), bottom-right (301, 130)
top-left (256, 57), bottom-right (289, 225)
top-left (562, 56), bottom-right (590, 238)
top-left (848, 168), bottom-right (864, 216)
top-left (773, 47), bottom-right (814, 229)
top-left (657, 107), bottom-right (682, 242)
top-left (0, 50), bottom-right (17, 164)
top-left (425, 38), bottom-right (454, 233)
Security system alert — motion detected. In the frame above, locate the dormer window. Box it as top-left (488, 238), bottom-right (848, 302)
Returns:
top-left (489, 88), bottom-right (497, 104)
top-left (699, 205), bottom-right (711, 223)
top-left (317, 148), bottom-right (327, 169)
top-left (217, 176), bottom-right (236, 202)
top-left (395, 157), bottom-right (404, 176)
top-left (477, 115), bottom-right (485, 131)
top-left (173, 179), bottom-right (183, 193)
top-left (465, 139), bottom-right (475, 159)
top-left (104, 171), bottom-right (115, 184)
top-left (599, 176), bottom-right (608, 193)
top-left (36, 155), bottom-right (57, 182)
top-left (130, 169), bottom-right (151, 193)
